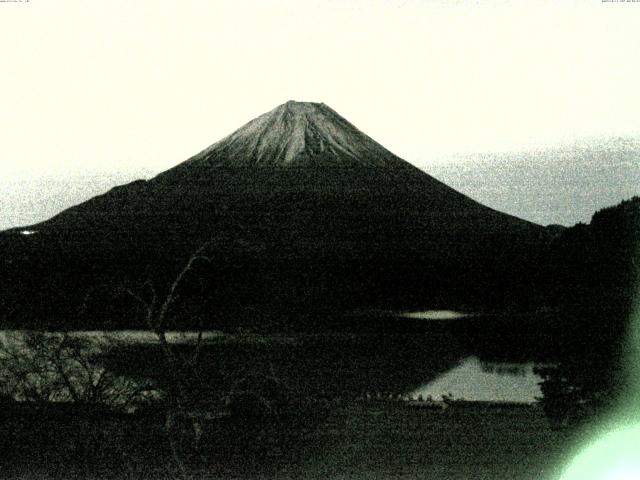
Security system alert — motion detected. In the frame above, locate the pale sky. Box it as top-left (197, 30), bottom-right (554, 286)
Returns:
top-left (1, 0), bottom-right (640, 228)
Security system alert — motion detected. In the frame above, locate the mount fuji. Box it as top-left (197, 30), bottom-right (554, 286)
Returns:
top-left (1, 101), bottom-right (549, 330)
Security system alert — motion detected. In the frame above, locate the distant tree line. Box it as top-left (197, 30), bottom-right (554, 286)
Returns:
top-left (534, 196), bottom-right (640, 428)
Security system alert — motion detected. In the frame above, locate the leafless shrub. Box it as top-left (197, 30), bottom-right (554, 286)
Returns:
top-left (0, 331), bottom-right (159, 410)
top-left (123, 243), bottom-right (214, 479)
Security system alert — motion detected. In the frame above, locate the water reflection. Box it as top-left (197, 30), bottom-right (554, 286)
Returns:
top-left (1, 329), bottom-right (549, 404)
top-left (410, 356), bottom-right (542, 403)
top-left (398, 310), bottom-right (471, 320)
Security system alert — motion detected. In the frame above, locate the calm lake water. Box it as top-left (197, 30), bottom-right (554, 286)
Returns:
top-left (0, 311), bottom-right (550, 404)
top-left (410, 356), bottom-right (542, 403)
top-left (398, 310), bottom-right (472, 320)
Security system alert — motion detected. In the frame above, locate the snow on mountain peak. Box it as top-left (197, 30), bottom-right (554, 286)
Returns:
top-left (181, 101), bottom-right (410, 169)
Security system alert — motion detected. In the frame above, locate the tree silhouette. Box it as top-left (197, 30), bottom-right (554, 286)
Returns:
top-left (536, 197), bottom-right (640, 429)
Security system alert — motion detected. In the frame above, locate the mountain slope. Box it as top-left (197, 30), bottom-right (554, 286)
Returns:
top-left (174, 101), bottom-right (410, 169)
top-left (1, 101), bottom-right (550, 330)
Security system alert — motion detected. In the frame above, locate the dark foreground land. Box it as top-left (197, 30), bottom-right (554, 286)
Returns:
top-left (1, 400), bottom-right (572, 480)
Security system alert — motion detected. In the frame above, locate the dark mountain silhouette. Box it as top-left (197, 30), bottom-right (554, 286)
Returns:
top-left (1, 101), bottom-right (551, 330)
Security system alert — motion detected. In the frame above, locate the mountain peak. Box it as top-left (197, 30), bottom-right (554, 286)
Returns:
top-left (281, 100), bottom-right (325, 113)
top-left (173, 101), bottom-right (411, 170)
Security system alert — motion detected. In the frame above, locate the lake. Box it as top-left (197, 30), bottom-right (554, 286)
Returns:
top-left (410, 356), bottom-right (542, 403)
top-left (0, 311), bottom-right (552, 404)
top-left (0, 314), bottom-right (577, 479)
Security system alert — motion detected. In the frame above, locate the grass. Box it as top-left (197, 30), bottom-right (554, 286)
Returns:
top-left (275, 401), bottom-right (570, 480)
top-left (0, 399), bottom-right (572, 480)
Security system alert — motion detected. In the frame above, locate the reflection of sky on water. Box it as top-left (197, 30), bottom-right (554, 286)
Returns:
top-left (2, 329), bottom-right (544, 403)
top-left (398, 310), bottom-right (471, 320)
top-left (410, 356), bottom-right (542, 403)
top-left (0, 330), bottom-right (225, 347)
